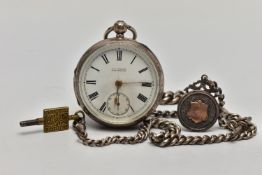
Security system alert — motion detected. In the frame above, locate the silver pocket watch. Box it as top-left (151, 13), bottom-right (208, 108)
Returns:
top-left (74, 20), bottom-right (164, 127)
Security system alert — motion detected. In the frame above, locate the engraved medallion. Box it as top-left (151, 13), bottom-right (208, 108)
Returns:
top-left (178, 91), bottom-right (219, 131)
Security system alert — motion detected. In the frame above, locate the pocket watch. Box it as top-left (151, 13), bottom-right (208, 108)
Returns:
top-left (73, 20), bottom-right (164, 127)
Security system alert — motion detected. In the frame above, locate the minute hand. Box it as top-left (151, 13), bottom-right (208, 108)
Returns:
top-left (122, 81), bottom-right (152, 87)
top-left (122, 81), bottom-right (142, 84)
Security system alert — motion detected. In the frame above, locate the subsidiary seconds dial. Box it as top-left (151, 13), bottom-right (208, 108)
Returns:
top-left (107, 92), bottom-right (130, 116)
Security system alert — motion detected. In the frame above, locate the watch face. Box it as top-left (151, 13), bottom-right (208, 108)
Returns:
top-left (74, 39), bottom-right (163, 127)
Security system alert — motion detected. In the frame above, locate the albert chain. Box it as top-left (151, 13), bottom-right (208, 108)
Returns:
top-left (72, 75), bottom-right (257, 147)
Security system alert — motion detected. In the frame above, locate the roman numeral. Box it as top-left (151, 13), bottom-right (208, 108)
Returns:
top-left (138, 67), bottom-right (148, 74)
top-left (91, 66), bottom-right (100, 72)
top-left (137, 93), bottom-right (148, 102)
top-left (99, 102), bottom-right (107, 112)
top-left (101, 54), bottom-right (109, 64)
top-left (85, 80), bottom-right (96, 85)
top-left (117, 49), bottom-right (122, 61)
top-left (142, 82), bottom-right (152, 87)
top-left (130, 55), bottom-right (136, 64)
top-left (88, 91), bottom-right (99, 101)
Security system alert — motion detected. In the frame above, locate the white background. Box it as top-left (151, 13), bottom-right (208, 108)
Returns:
top-left (0, 0), bottom-right (261, 175)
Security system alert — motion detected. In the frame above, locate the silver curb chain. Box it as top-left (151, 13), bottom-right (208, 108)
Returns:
top-left (72, 75), bottom-right (257, 147)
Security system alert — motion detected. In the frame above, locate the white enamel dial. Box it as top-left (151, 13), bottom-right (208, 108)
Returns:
top-left (75, 41), bottom-right (162, 126)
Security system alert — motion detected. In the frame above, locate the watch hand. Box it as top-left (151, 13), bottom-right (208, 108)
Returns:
top-left (122, 81), bottom-right (153, 87)
top-left (122, 81), bottom-right (143, 84)
top-left (114, 80), bottom-right (123, 109)
top-left (114, 97), bottom-right (118, 106)
top-left (129, 104), bottom-right (134, 113)
top-left (116, 91), bottom-right (120, 111)
top-left (122, 81), bottom-right (151, 84)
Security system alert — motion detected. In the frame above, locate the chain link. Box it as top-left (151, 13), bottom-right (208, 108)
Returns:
top-left (73, 75), bottom-right (257, 147)
top-left (73, 117), bottom-right (150, 147)
top-left (160, 90), bottom-right (184, 105)
top-left (149, 111), bottom-right (256, 147)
